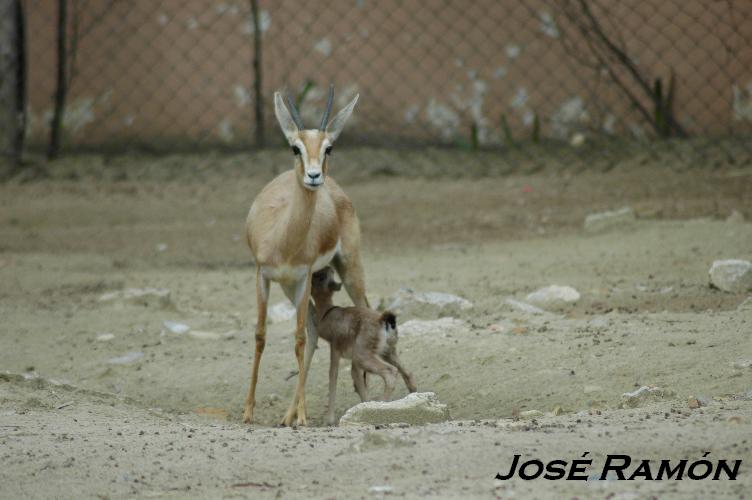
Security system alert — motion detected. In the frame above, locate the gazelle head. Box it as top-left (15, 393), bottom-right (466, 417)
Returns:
top-left (274, 85), bottom-right (358, 191)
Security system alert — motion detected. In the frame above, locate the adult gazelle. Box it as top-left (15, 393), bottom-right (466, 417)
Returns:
top-left (243, 86), bottom-right (369, 426)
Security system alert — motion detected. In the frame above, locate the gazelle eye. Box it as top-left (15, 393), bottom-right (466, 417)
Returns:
top-left (325, 146), bottom-right (333, 155)
top-left (291, 145), bottom-right (301, 156)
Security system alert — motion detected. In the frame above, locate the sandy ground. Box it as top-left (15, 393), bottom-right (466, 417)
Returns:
top-left (1, 150), bottom-right (751, 499)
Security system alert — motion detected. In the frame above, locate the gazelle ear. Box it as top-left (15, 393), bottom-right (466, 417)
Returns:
top-left (325, 94), bottom-right (359, 142)
top-left (274, 92), bottom-right (299, 144)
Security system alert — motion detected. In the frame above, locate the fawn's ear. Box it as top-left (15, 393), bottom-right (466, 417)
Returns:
top-left (329, 280), bottom-right (342, 291)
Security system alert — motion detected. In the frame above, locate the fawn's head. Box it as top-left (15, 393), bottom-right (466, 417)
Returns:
top-left (274, 85), bottom-right (358, 191)
top-left (311, 266), bottom-right (342, 301)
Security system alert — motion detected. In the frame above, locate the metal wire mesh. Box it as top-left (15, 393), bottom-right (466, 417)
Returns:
top-left (2, 0), bottom-right (752, 168)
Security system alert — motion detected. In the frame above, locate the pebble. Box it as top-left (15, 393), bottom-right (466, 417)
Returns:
top-left (504, 298), bottom-right (546, 315)
top-left (96, 333), bottom-right (115, 342)
top-left (98, 288), bottom-right (173, 309)
top-left (526, 285), bottom-right (581, 309)
top-left (107, 351), bottom-right (144, 365)
top-left (518, 410), bottom-right (544, 419)
top-left (584, 207), bottom-right (636, 233)
top-left (369, 485), bottom-right (394, 495)
top-left (187, 330), bottom-right (221, 340)
top-left (163, 320), bottom-right (190, 334)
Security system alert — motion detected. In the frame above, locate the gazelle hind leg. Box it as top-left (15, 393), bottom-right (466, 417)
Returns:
top-left (243, 269), bottom-right (270, 424)
top-left (332, 253), bottom-right (369, 309)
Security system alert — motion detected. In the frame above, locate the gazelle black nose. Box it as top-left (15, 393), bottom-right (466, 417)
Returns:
top-left (308, 172), bottom-right (321, 179)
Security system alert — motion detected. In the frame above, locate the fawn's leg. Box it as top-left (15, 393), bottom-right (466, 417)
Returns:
top-left (351, 363), bottom-right (368, 402)
top-left (385, 349), bottom-right (417, 393)
top-left (326, 347), bottom-right (341, 425)
top-left (243, 268), bottom-right (270, 424)
top-left (360, 356), bottom-right (398, 401)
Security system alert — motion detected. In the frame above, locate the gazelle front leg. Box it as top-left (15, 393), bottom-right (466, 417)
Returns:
top-left (281, 271), bottom-right (312, 427)
top-left (243, 268), bottom-right (270, 424)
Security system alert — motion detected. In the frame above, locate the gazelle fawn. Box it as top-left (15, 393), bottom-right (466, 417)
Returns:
top-left (243, 85), bottom-right (369, 427)
top-left (311, 266), bottom-right (417, 425)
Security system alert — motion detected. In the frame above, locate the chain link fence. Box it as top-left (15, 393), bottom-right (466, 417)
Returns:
top-left (2, 0), bottom-right (752, 172)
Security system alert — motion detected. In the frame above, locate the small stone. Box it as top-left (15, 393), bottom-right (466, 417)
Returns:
top-left (98, 288), bottom-right (173, 309)
top-left (552, 406), bottom-right (564, 416)
top-left (709, 259), bottom-right (752, 293)
top-left (518, 410), bottom-right (544, 419)
top-left (156, 243), bottom-right (168, 252)
top-left (510, 326), bottom-right (528, 335)
top-left (268, 302), bottom-right (296, 323)
top-left (107, 351), bottom-right (144, 365)
top-left (339, 392), bottom-right (449, 426)
top-left (526, 285), bottom-right (581, 309)
top-left (621, 385), bottom-right (673, 408)
top-left (584, 207), bottom-right (636, 233)
top-left (187, 330), bottom-right (221, 340)
top-left (368, 485), bottom-right (394, 495)
top-left (504, 298), bottom-right (546, 315)
top-left (688, 396), bottom-right (700, 409)
top-left (163, 320), bottom-right (190, 334)
top-left (732, 359), bottom-right (752, 369)
top-left (96, 333), bottom-right (115, 342)
top-left (728, 416), bottom-right (744, 424)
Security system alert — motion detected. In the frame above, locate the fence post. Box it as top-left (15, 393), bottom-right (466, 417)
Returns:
top-left (0, 0), bottom-right (22, 175)
top-left (250, 0), bottom-right (264, 148)
top-left (48, 0), bottom-right (68, 160)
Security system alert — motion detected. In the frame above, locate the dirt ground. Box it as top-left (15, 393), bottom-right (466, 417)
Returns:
top-left (1, 149), bottom-right (751, 499)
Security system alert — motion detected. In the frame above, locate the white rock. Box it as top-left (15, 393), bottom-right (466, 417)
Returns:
top-left (584, 207), bottom-right (635, 233)
top-left (96, 333), bottom-right (115, 342)
top-left (381, 288), bottom-right (472, 319)
top-left (733, 359), bottom-right (752, 369)
top-left (526, 285), bottom-right (580, 309)
top-left (339, 392), bottom-right (450, 426)
top-left (621, 385), bottom-right (672, 408)
top-left (268, 302), bottom-right (296, 323)
top-left (163, 320), bottom-right (190, 334)
top-left (518, 409), bottom-right (544, 419)
top-left (504, 298), bottom-right (546, 314)
top-left (98, 288), bottom-right (172, 309)
top-left (187, 330), bottom-right (221, 340)
top-left (709, 260), bottom-right (752, 292)
top-left (369, 485), bottom-right (394, 495)
top-left (108, 351), bottom-right (144, 365)
top-left (399, 317), bottom-right (466, 337)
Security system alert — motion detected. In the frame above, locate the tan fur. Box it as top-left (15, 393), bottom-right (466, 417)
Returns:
top-left (243, 124), bottom-right (369, 427)
top-left (311, 267), bottom-right (417, 425)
